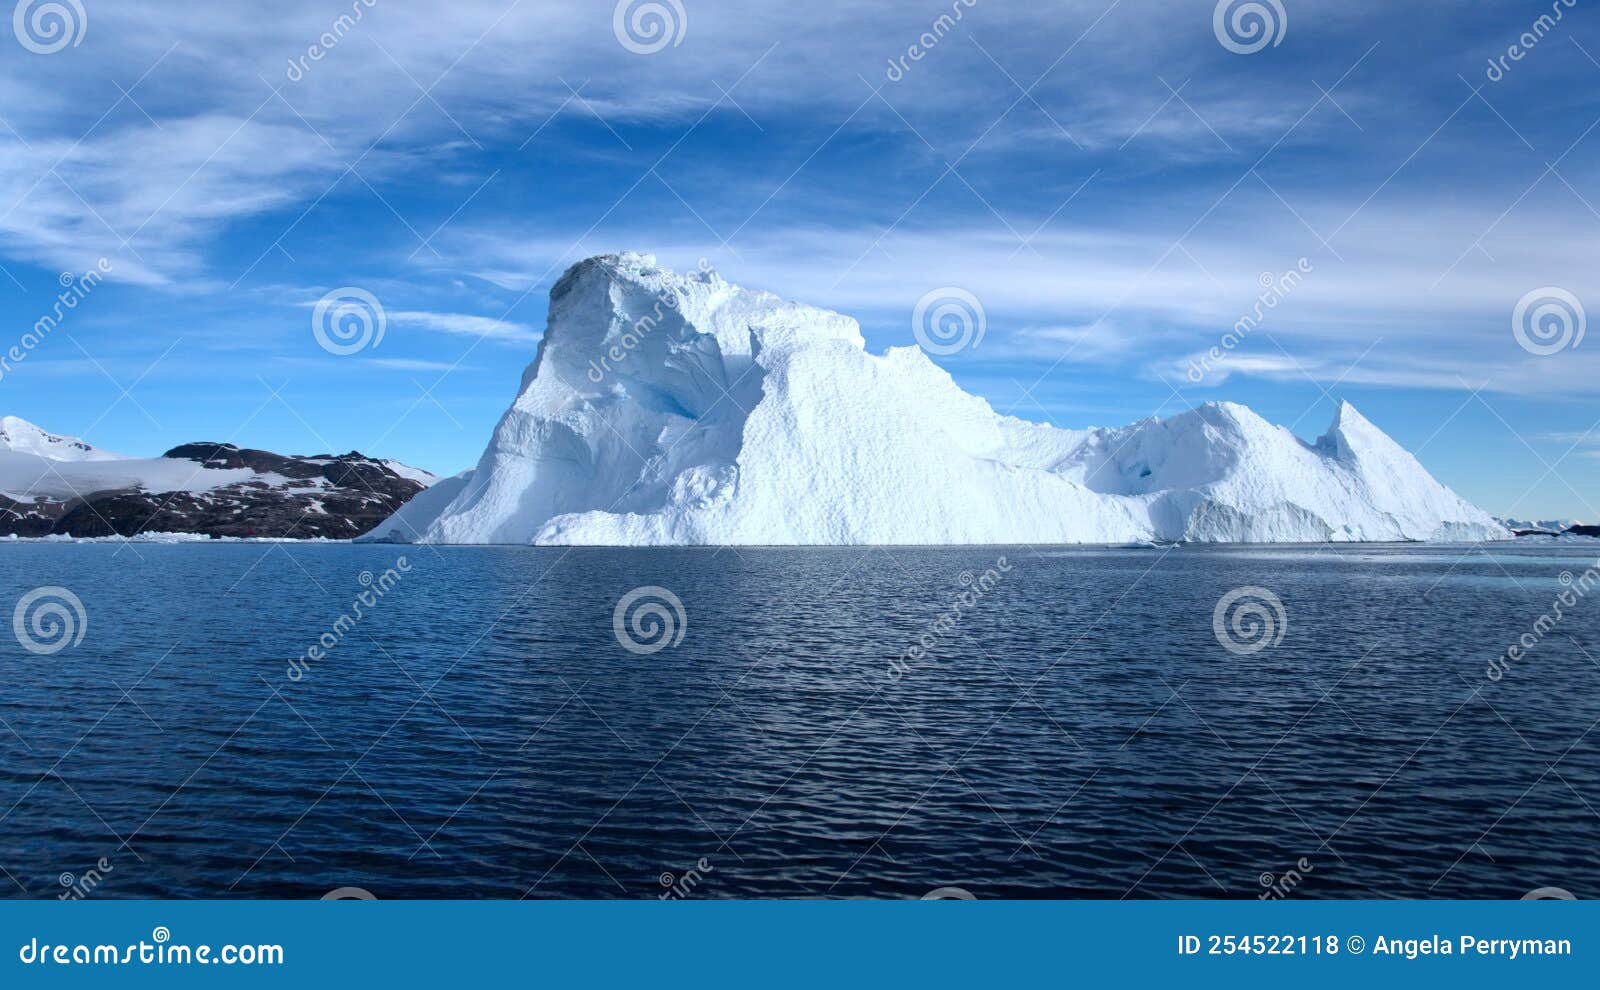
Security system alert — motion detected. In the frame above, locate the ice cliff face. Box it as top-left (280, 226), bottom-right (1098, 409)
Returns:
top-left (365, 253), bottom-right (1508, 546)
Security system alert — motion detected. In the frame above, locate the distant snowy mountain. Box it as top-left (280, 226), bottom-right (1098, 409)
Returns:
top-left (0, 418), bottom-right (434, 539)
top-left (0, 416), bottom-right (124, 462)
top-left (362, 253), bottom-right (1509, 546)
top-left (1497, 517), bottom-right (1578, 534)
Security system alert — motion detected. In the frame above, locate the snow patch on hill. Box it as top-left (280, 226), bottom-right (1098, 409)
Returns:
top-left (0, 416), bottom-right (126, 463)
top-left (0, 419), bottom-right (256, 498)
top-left (381, 460), bottom-right (442, 488)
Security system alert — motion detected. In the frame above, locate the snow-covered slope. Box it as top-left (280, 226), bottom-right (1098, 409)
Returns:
top-left (381, 460), bottom-right (441, 488)
top-left (1, 434), bottom-right (261, 500)
top-left (361, 253), bottom-right (1508, 546)
top-left (0, 417), bottom-right (126, 463)
top-left (370, 469), bottom-right (473, 539)
top-left (1498, 517), bottom-right (1577, 533)
top-left (1, 418), bottom-right (430, 539)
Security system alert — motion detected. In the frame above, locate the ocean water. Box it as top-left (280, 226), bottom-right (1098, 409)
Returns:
top-left (1, 541), bottom-right (1597, 900)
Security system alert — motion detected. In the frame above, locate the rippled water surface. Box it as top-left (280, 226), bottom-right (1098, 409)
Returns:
top-left (2, 542), bottom-right (1597, 899)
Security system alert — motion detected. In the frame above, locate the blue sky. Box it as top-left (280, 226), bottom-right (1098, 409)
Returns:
top-left (1, 0), bottom-right (1598, 519)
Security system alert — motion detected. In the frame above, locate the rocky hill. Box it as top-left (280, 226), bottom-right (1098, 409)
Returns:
top-left (1, 418), bottom-right (434, 540)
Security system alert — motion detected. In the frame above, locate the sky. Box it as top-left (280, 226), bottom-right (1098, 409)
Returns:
top-left (0, 0), bottom-right (1598, 520)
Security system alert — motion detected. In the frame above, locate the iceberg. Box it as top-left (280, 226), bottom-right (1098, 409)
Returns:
top-left (364, 253), bottom-right (1509, 546)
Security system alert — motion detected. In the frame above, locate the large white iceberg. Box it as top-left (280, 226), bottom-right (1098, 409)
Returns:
top-left (366, 253), bottom-right (1508, 546)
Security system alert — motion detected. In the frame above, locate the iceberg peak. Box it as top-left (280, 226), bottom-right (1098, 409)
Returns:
top-left (1330, 399), bottom-right (1376, 432)
top-left (1315, 399), bottom-right (1401, 463)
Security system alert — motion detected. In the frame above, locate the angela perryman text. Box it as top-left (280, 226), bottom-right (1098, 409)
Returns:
top-left (1178, 933), bottom-right (1574, 959)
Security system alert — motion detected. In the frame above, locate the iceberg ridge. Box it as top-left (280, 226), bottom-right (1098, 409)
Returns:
top-left (364, 253), bottom-right (1509, 546)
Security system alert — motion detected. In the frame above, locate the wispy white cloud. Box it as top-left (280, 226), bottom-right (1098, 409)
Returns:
top-left (964, 320), bottom-right (1146, 363)
top-left (366, 356), bottom-right (479, 372)
top-left (0, 0), bottom-right (1410, 287)
top-left (428, 199), bottom-right (1600, 397)
top-left (0, 115), bottom-right (358, 286)
top-left (1, 3), bottom-right (1595, 413)
top-left (387, 311), bottom-right (539, 343)
top-left (1541, 430), bottom-right (1600, 458)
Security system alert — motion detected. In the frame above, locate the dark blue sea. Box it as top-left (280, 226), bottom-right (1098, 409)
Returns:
top-left (1, 541), bottom-right (1597, 900)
